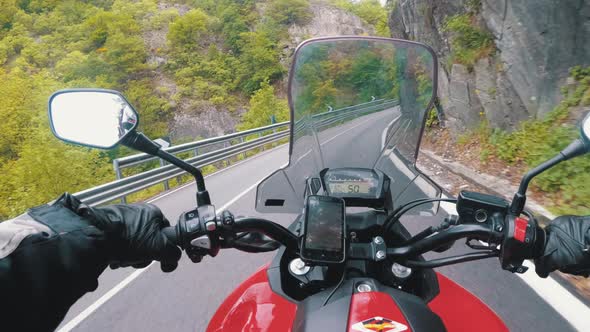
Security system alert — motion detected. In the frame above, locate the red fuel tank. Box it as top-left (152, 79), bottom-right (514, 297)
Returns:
top-left (207, 266), bottom-right (507, 332)
top-left (207, 266), bottom-right (297, 332)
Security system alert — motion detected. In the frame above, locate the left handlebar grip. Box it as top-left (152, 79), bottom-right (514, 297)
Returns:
top-left (162, 226), bottom-right (179, 246)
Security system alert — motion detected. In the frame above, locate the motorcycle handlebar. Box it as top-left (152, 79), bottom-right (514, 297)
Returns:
top-left (232, 217), bottom-right (299, 250)
top-left (162, 216), bottom-right (297, 252)
top-left (162, 226), bottom-right (179, 246)
top-left (387, 224), bottom-right (502, 258)
top-left (163, 211), bottom-right (508, 268)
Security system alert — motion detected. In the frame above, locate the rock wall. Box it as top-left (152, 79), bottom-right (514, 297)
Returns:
top-left (483, 0), bottom-right (590, 117)
top-left (288, 2), bottom-right (374, 45)
top-left (389, 0), bottom-right (590, 133)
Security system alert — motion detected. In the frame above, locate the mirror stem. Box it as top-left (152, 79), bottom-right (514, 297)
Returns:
top-left (509, 154), bottom-right (564, 215)
top-left (509, 139), bottom-right (588, 215)
top-left (122, 132), bottom-right (211, 206)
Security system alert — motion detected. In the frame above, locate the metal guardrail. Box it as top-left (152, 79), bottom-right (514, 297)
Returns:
top-left (115, 121), bottom-right (289, 169)
top-left (74, 98), bottom-right (398, 205)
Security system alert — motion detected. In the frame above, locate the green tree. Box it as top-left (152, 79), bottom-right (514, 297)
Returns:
top-left (238, 81), bottom-right (289, 130)
top-left (125, 79), bottom-right (174, 138)
top-left (331, 0), bottom-right (390, 37)
top-left (218, 2), bottom-right (254, 53)
top-left (0, 129), bottom-right (111, 219)
top-left (0, 68), bottom-right (61, 163)
top-left (0, 0), bottom-right (18, 31)
top-left (267, 0), bottom-right (312, 26)
top-left (167, 9), bottom-right (210, 53)
top-left (236, 30), bottom-right (285, 95)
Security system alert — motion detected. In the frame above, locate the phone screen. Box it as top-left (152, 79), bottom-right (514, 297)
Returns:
top-left (302, 196), bottom-right (345, 263)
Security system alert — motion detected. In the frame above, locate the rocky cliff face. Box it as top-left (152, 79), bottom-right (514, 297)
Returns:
top-left (389, 0), bottom-right (590, 133)
top-left (169, 2), bottom-right (372, 141)
top-left (289, 2), bottom-right (374, 45)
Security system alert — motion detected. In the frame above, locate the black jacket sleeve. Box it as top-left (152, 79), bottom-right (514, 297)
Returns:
top-left (0, 195), bottom-right (110, 331)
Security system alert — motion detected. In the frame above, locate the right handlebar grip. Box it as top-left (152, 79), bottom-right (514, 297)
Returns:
top-left (162, 226), bottom-right (179, 246)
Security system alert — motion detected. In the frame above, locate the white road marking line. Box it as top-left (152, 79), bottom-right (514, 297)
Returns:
top-left (438, 197), bottom-right (590, 330)
top-left (58, 175), bottom-right (273, 332)
top-left (57, 268), bottom-right (148, 332)
top-left (380, 110), bottom-right (401, 151)
top-left (292, 112), bottom-right (386, 164)
top-left (516, 261), bottom-right (590, 330)
top-left (145, 144), bottom-right (288, 203)
top-left (320, 114), bottom-right (377, 146)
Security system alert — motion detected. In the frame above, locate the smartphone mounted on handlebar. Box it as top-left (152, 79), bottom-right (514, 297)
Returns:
top-left (300, 195), bottom-right (346, 264)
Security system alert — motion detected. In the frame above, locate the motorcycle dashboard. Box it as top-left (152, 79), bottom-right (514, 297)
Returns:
top-left (322, 168), bottom-right (388, 206)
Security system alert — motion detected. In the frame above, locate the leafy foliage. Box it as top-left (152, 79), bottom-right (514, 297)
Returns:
top-left (167, 9), bottom-right (210, 53)
top-left (267, 0), bottom-right (313, 26)
top-left (480, 67), bottom-right (590, 214)
top-left (330, 0), bottom-right (390, 37)
top-left (125, 79), bottom-right (174, 138)
top-left (0, 0), bottom-right (387, 219)
top-left (444, 14), bottom-right (494, 68)
top-left (238, 81), bottom-right (289, 130)
top-left (291, 41), bottom-right (433, 118)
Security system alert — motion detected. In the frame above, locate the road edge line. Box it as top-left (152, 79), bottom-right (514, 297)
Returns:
top-left (144, 144), bottom-right (288, 203)
top-left (57, 178), bottom-right (269, 331)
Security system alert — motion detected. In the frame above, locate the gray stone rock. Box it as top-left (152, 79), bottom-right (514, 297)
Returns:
top-left (474, 57), bottom-right (531, 130)
top-left (390, 0), bottom-right (590, 134)
top-left (446, 64), bottom-right (483, 131)
top-left (390, 0), bottom-right (467, 63)
top-left (482, 0), bottom-right (590, 117)
top-left (288, 3), bottom-right (373, 45)
top-left (170, 101), bottom-right (241, 141)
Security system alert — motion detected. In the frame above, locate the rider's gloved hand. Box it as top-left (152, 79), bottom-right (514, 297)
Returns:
top-left (534, 215), bottom-right (590, 278)
top-left (81, 202), bottom-right (182, 272)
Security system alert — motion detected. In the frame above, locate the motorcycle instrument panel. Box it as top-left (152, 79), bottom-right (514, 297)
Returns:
top-left (323, 168), bottom-right (386, 200)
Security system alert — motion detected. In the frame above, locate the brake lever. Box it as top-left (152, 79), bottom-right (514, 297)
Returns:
top-left (466, 238), bottom-right (499, 251)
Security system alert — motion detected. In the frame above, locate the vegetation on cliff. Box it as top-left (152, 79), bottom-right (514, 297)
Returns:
top-left (455, 67), bottom-right (590, 214)
top-left (0, 0), bottom-right (388, 219)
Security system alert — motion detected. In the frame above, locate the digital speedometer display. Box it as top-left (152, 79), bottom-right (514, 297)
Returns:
top-left (329, 181), bottom-right (372, 194)
top-left (323, 168), bottom-right (382, 199)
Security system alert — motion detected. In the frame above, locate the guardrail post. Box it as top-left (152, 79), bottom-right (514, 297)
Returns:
top-left (272, 127), bottom-right (277, 147)
top-left (225, 141), bottom-right (231, 165)
top-left (240, 136), bottom-right (246, 159)
top-left (160, 159), bottom-right (170, 191)
top-left (113, 159), bottom-right (127, 203)
top-left (259, 132), bottom-right (264, 151)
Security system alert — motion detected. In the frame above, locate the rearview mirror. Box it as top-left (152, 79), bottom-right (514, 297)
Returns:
top-left (48, 89), bottom-right (138, 149)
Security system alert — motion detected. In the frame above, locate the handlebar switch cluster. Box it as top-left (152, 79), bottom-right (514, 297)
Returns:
top-left (176, 204), bottom-right (221, 262)
top-left (500, 215), bottom-right (544, 273)
top-left (177, 209), bottom-right (201, 247)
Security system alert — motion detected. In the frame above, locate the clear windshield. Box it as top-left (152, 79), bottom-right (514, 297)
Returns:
top-left (256, 37), bottom-right (441, 214)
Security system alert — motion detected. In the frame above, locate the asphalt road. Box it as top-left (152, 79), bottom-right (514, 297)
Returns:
top-left (58, 111), bottom-right (576, 331)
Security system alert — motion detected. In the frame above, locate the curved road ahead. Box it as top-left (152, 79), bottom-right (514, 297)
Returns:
top-left (58, 111), bottom-right (579, 332)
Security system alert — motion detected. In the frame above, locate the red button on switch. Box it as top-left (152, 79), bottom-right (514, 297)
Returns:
top-left (514, 217), bottom-right (528, 242)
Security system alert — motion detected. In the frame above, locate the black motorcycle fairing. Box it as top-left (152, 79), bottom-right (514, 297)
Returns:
top-left (291, 278), bottom-right (446, 332)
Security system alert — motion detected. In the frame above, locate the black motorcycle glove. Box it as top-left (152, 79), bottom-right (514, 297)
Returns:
top-left (81, 202), bottom-right (182, 272)
top-left (534, 215), bottom-right (590, 278)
